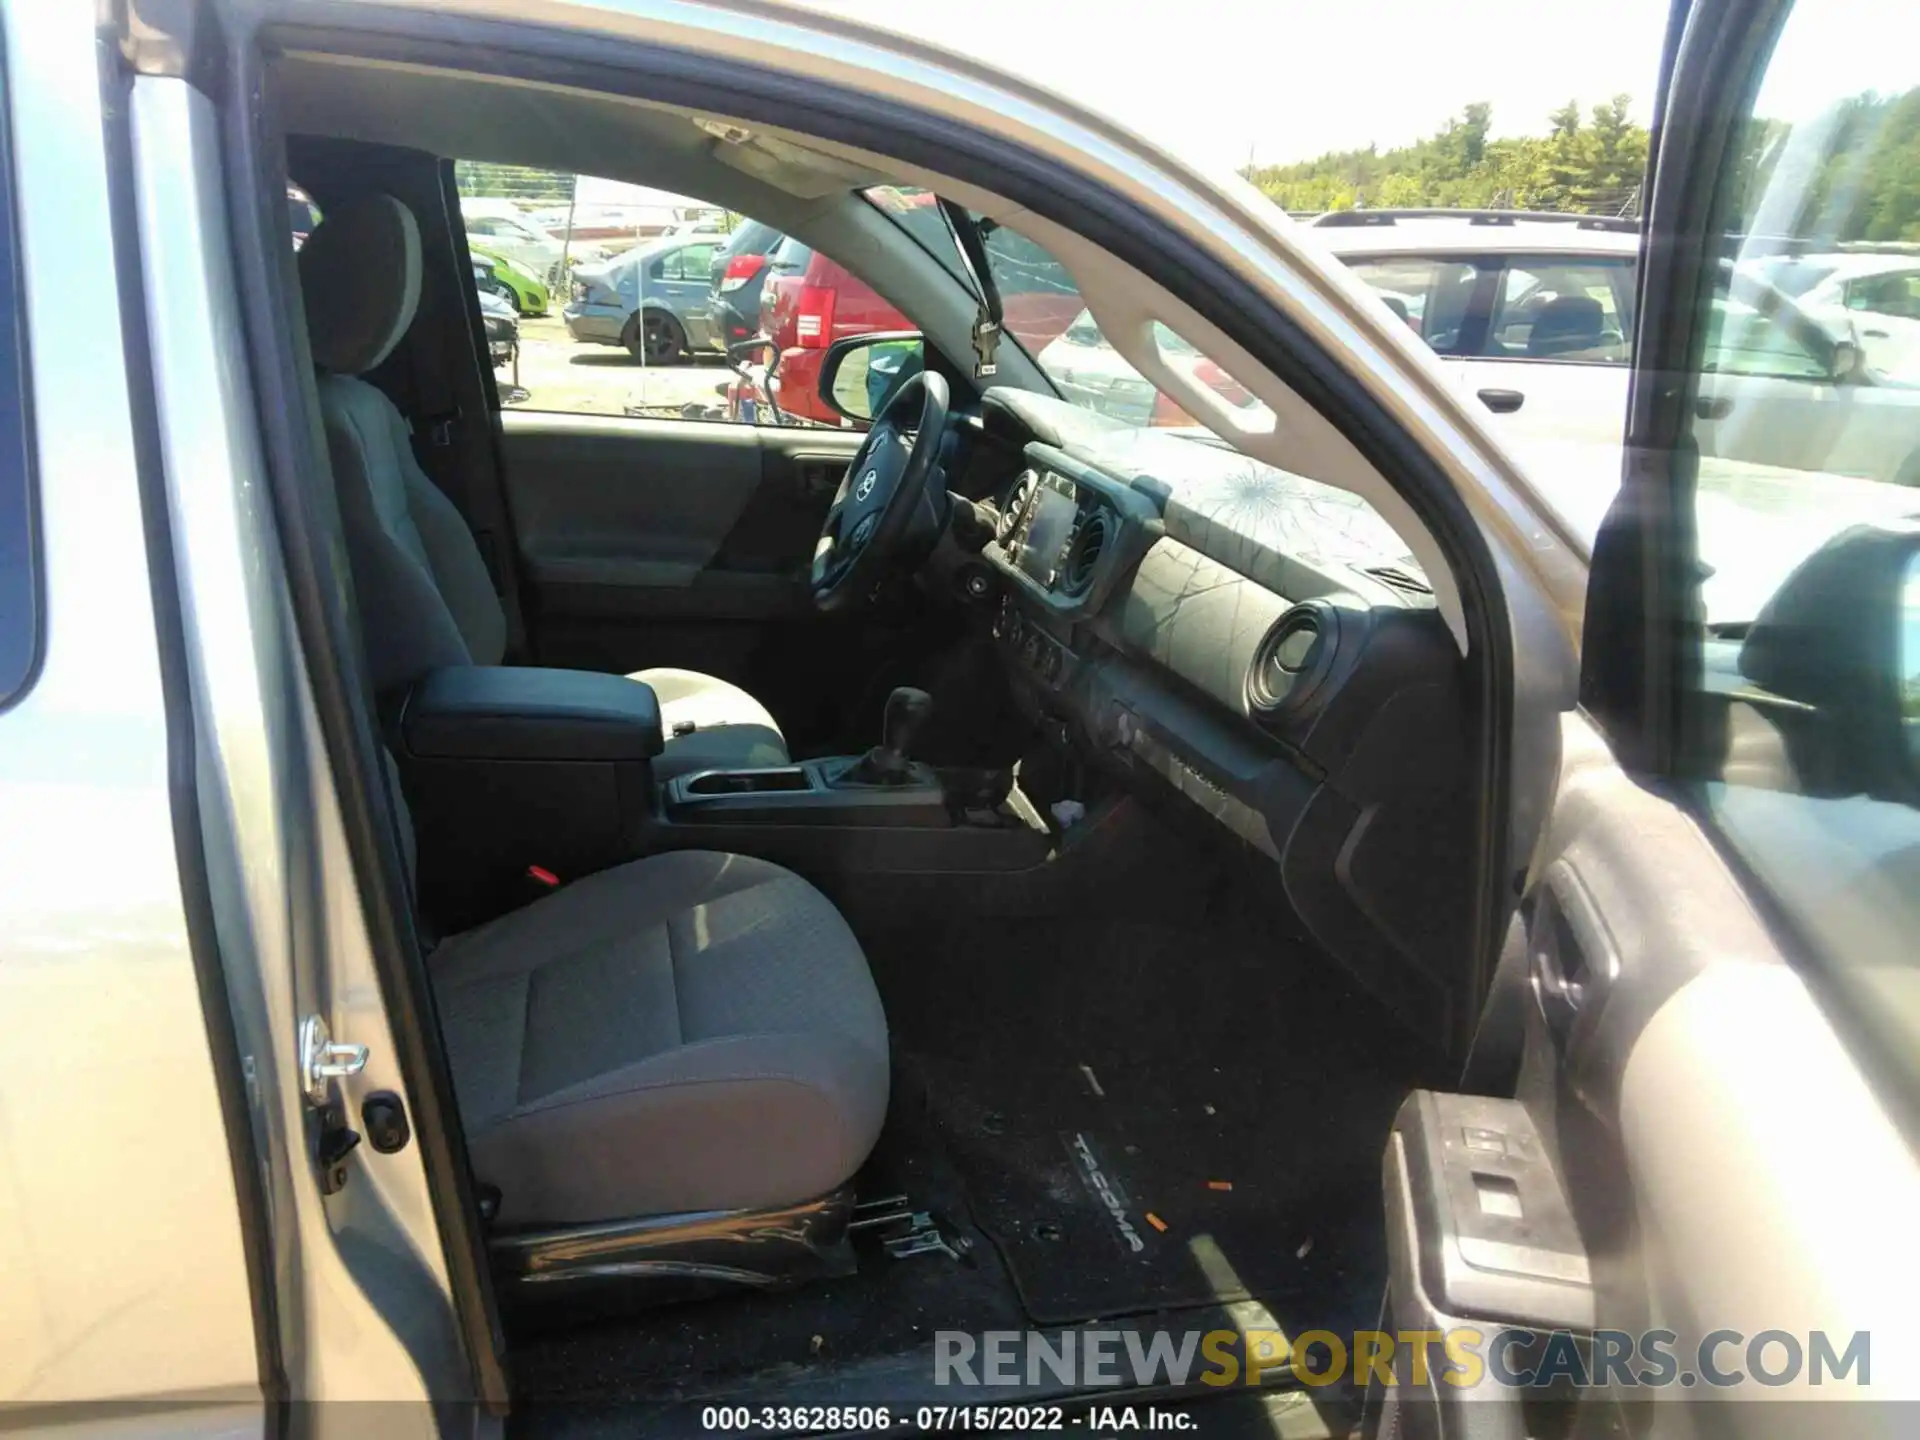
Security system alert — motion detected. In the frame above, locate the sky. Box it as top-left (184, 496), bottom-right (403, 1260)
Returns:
top-left (786, 0), bottom-right (1920, 176)
top-left (792, 0), bottom-right (1675, 172)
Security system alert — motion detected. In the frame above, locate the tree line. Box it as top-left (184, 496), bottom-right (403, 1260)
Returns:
top-left (1240, 97), bottom-right (1648, 217)
top-left (1241, 90), bottom-right (1920, 243)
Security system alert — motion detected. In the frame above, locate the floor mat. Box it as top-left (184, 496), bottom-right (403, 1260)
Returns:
top-left (881, 911), bottom-right (1420, 1328)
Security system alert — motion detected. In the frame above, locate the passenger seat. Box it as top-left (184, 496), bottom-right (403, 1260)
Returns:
top-left (428, 847), bottom-right (890, 1227)
top-left (296, 192), bottom-right (788, 781)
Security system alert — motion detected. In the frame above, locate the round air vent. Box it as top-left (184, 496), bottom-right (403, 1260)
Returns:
top-left (1060, 508), bottom-right (1112, 596)
top-left (1248, 602), bottom-right (1340, 717)
top-left (997, 471), bottom-right (1037, 543)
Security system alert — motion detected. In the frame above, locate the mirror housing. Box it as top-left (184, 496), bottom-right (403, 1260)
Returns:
top-left (1739, 525), bottom-right (1920, 799)
top-left (1830, 336), bottom-right (1865, 384)
top-left (816, 331), bottom-right (924, 425)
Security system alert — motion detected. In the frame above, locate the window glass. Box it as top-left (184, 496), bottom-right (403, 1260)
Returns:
top-left (861, 187), bottom-right (1084, 356)
top-left (1342, 256), bottom-right (1491, 354)
top-left (1489, 260), bottom-right (1631, 362)
top-left (1700, 282), bottom-right (1832, 380)
top-left (1849, 271), bottom-right (1920, 319)
top-left (864, 187), bottom-right (1264, 429)
top-left (452, 164), bottom-right (786, 423)
top-left (1664, 0), bottom-right (1920, 1085)
top-left (1345, 254), bottom-right (1635, 362)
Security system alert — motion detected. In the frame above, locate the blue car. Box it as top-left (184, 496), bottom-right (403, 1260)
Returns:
top-left (563, 234), bottom-right (721, 363)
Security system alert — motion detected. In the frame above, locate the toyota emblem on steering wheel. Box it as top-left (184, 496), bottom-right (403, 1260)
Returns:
top-left (854, 469), bottom-right (878, 502)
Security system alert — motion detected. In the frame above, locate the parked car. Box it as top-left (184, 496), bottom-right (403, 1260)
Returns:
top-left (705, 218), bottom-right (785, 352)
top-left (563, 233), bottom-right (721, 362)
top-left (757, 234), bottom-right (912, 423)
top-left (12, 2), bottom-right (1919, 1434)
top-left (1745, 250), bottom-right (1920, 385)
top-left (1312, 210), bottom-right (1920, 486)
top-left (460, 197), bottom-right (608, 285)
top-left (1034, 308), bottom-right (1255, 426)
top-left (474, 282), bottom-right (519, 369)
top-left (470, 256), bottom-right (513, 307)
top-left (467, 240), bottom-right (549, 315)
top-left (760, 201), bottom-right (1083, 427)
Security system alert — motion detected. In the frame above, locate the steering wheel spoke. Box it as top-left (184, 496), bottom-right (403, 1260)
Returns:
top-left (808, 370), bottom-right (950, 613)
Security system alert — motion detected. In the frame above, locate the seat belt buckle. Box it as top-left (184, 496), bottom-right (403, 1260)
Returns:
top-left (526, 864), bottom-right (561, 889)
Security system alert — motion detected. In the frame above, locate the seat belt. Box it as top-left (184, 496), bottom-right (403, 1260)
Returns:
top-left (401, 244), bottom-right (530, 659)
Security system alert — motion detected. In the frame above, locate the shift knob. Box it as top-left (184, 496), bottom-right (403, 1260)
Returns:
top-left (881, 687), bottom-right (934, 762)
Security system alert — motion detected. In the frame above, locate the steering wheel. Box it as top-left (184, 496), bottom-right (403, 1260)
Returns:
top-left (810, 369), bottom-right (950, 613)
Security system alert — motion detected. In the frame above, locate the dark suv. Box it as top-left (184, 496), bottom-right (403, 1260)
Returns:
top-left (704, 218), bottom-right (785, 352)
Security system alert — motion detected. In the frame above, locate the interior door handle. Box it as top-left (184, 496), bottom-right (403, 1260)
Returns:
top-left (1695, 395), bottom-right (1734, 420)
top-left (793, 458), bottom-right (846, 499)
top-left (1530, 861), bottom-right (1619, 1048)
top-left (1530, 940), bottom-right (1586, 1043)
top-left (1477, 388), bottom-right (1525, 414)
top-left (1863, 328), bottom-right (1890, 338)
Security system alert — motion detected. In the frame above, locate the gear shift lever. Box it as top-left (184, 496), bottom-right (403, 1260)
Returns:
top-left (842, 687), bottom-right (933, 786)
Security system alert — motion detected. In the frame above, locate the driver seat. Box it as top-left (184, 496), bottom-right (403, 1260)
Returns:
top-left (298, 194), bottom-right (788, 780)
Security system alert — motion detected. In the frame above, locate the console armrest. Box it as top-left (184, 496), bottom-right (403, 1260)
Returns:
top-left (401, 666), bottom-right (664, 761)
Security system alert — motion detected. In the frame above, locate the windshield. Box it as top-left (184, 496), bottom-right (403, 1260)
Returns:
top-left (860, 186), bottom-right (1421, 586)
top-left (862, 186), bottom-right (1266, 430)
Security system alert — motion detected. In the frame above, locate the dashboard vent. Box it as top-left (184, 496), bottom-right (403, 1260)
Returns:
top-left (998, 471), bottom-right (1037, 543)
top-left (1061, 509), bottom-right (1112, 596)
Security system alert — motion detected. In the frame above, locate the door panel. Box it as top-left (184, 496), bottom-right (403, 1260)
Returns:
top-left (503, 412), bottom-right (769, 590)
top-left (1373, 716), bottom-right (1920, 1433)
top-left (498, 411), bottom-right (890, 749)
top-left (1447, 355), bottom-right (1630, 448)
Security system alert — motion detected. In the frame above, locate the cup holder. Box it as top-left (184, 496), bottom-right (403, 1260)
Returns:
top-left (683, 767), bottom-right (813, 796)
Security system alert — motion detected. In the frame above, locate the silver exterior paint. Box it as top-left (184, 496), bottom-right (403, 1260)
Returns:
top-left (0, 2), bottom-right (259, 1415)
top-left (130, 74), bottom-right (480, 1418)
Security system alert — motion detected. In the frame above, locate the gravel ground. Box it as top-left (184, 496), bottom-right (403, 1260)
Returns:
top-left (497, 313), bottom-right (733, 419)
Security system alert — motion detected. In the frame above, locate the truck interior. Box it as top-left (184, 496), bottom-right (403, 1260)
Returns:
top-left (252, 34), bottom-right (1513, 1428)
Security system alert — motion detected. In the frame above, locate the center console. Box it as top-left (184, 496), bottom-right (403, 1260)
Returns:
top-left (396, 668), bottom-right (1053, 932)
top-left (662, 760), bottom-right (947, 827)
top-left (398, 666), bottom-right (667, 931)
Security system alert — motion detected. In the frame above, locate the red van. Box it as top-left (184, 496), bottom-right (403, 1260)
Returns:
top-left (758, 237), bottom-right (905, 426)
top-left (758, 228), bottom-right (1082, 426)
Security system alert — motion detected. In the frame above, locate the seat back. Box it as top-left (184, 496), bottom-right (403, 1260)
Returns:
top-left (1526, 294), bottom-right (1607, 358)
top-left (299, 194), bottom-right (506, 692)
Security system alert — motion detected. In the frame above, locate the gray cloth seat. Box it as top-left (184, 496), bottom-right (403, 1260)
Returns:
top-left (299, 193), bottom-right (786, 781)
top-left (1526, 294), bottom-right (1608, 358)
top-left (430, 849), bottom-right (889, 1226)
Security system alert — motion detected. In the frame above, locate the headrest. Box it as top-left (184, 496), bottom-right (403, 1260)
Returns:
top-left (298, 193), bottom-right (422, 376)
top-left (1527, 295), bottom-right (1606, 358)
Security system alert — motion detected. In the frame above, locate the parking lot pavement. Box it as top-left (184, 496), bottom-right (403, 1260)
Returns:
top-left (498, 314), bottom-right (731, 418)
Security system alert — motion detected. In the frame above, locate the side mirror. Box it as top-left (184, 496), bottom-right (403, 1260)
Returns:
top-left (1740, 526), bottom-right (1920, 799)
top-left (816, 332), bottom-right (924, 425)
top-left (1830, 337), bottom-right (1865, 384)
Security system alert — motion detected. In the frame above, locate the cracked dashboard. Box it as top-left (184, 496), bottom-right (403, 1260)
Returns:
top-left (970, 388), bottom-right (1473, 1032)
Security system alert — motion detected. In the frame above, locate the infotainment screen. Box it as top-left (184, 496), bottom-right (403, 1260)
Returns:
top-left (1012, 472), bottom-right (1079, 587)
